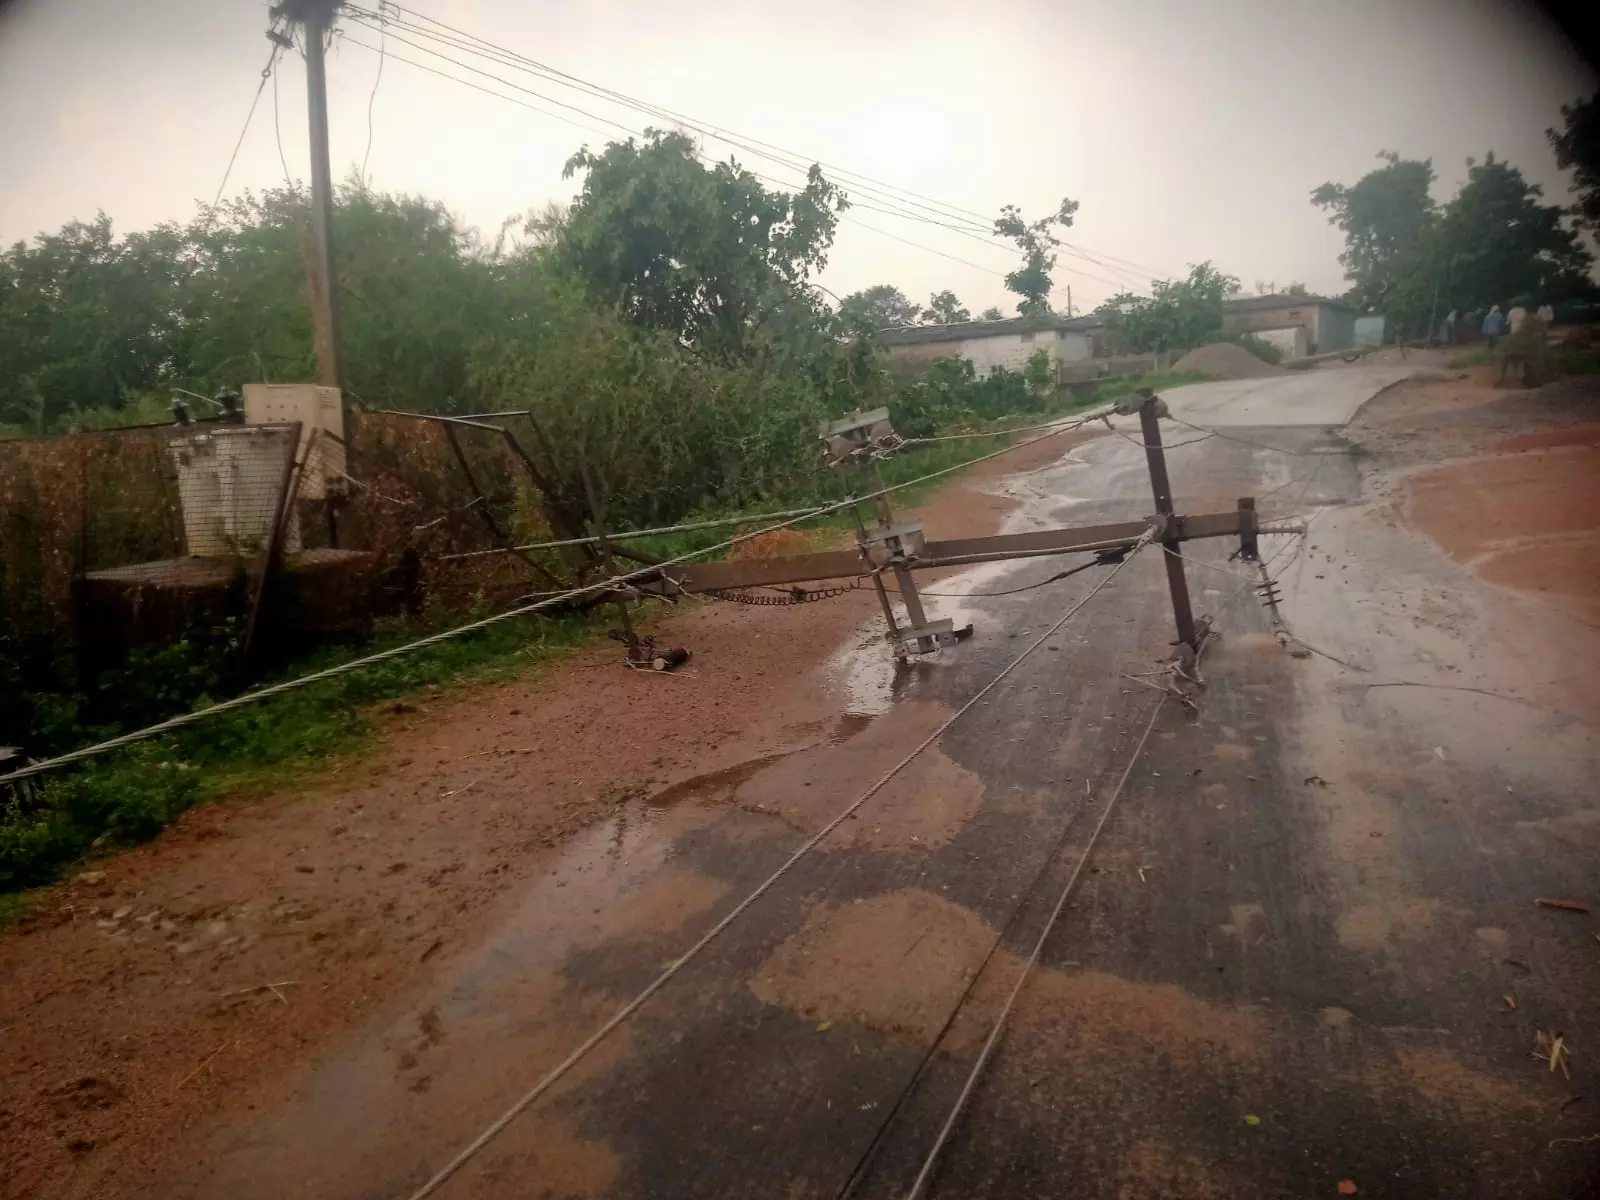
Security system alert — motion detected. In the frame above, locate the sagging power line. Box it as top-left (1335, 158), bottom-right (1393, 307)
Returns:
top-left (333, 0), bottom-right (1170, 294)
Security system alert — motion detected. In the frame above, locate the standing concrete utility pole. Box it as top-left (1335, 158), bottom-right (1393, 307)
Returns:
top-left (274, 0), bottom-right (344, 392)
top-left (1136, 392), bottom-right (1199, 652)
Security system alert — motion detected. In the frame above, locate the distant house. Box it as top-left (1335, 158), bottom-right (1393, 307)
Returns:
top-left (874, 293), bottom-right (1358, 376)
top-left (872, 315), bottom-right (1099, 378)
top-left (1220, 293), bottom-right (1356, 356)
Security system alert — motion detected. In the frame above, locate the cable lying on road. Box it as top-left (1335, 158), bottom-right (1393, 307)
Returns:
top-left (884, 545), bottom-right (1132, 599)
top-left (901, 695), bottom-right (1167, 1200)
top-left (398, 537), bottom-right (1153, 1200)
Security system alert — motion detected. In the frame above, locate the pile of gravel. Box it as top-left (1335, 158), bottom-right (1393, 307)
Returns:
top-left (1173, 342), bottom-right (1285, 380)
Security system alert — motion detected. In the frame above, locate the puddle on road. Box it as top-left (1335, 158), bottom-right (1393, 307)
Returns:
top-left (831, 712), bottom-right (875, 742)
top-left (184, 796), bottom-right (730, 1198)
top-left (643, 753), bottom-right (792, 807)
top-left (817, 439), bottom-right (1130, 704)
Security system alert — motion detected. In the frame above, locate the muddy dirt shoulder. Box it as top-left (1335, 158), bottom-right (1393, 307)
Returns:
top-left (1348, 372), bottom-right (1600, 467)
top-left (0, 425), bottom-right (1094, 1200)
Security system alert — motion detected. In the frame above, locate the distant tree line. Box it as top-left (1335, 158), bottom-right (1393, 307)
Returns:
top-left (1309, 95), bottom-right (1600, 339)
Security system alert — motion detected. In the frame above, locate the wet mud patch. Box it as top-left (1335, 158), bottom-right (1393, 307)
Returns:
top-left (947, 961), bottom-right (1269, 1064)
top-left (1405, 440), bottom-right (1600, 625)
top-left (731, 702), bottom-right (986, 850)
top-left (466, 1112), bottom-right (621, 1200)
top-left (1111, 1139), bottom-right (1234, 1200)
top-left (1352, 1045), bottom-right (1543, 1117)
top-left (1335, 897), bottom-right (1444, 954)
top-left (747, 888), bottom-right (995, 1042)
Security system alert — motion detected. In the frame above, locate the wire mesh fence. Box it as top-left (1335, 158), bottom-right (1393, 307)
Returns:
top-left (0, 421), bottom-right (303, 697)
top-left (0, 411), bottom-right (587, 720)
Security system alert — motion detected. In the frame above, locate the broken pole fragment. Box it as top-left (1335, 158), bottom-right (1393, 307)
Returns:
top-left (1237, 496), bottom-right (1259, 562)
top-left (1135, 390), bottom-right (1199, 653)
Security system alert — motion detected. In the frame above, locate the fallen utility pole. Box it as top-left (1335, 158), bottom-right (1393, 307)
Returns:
top-left (1137, 392), bottom-right (1198, 651)
top-left (660, 394), bottom-right (1247, 660)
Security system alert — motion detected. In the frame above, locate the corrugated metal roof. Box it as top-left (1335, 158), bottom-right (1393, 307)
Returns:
top-left (872, 314), bottom-right (1104, 346)
top-left (1226, 292), bottom-right (1353, 314)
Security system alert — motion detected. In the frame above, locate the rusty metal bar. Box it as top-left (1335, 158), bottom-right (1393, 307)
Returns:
top-left (866, 459), bottom-right (933, 654)
top-left (1138, 399), bottom-right (1198, 651)
top-left (441, 422), bottom-right (565, 589)
top-left (243, 422), bottom-right (307, 673)
top-left (1237, 496), bottom-right (1259, 561)
top-left (579, 458), bottom-right (637, 643)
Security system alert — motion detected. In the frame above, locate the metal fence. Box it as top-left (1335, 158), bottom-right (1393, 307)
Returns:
top-left (0, 411), bottom-right (583, 706)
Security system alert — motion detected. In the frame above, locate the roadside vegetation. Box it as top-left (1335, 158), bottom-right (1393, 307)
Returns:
top-left (2, 124), bottom-right (1209, 888)
top-left (35, 90), bottom-right (1600, 889)
top-left (1309, 97), bottom-right (1600, 343)
top-left (0, 364), bottom-right (1178, 892)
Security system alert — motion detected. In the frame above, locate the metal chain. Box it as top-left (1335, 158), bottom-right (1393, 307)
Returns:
top-left (705, 579), bottom-right (864, 606)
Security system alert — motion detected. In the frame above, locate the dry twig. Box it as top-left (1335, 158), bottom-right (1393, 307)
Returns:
top-left (221, 980), bottom-right (300, 1001)
top-left (174, 1041), bottom-right (235, 1090)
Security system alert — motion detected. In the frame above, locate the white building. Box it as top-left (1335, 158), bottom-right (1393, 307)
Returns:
top-left (873, 316), bottom-right (1097, 378)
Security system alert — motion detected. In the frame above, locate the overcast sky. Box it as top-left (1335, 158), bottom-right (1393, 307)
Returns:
top-left (1, 0), bottom-right (1594, 314)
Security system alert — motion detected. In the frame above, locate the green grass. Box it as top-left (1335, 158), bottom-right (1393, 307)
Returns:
top-left (0, 368), bottom-right (1203, 894)
top-left (0, 607), bottom-right (605, 890)
top-left (1551, 342), bottom-right (1600, 375)
top-left (1448, 341), bottom-right (1600, 375)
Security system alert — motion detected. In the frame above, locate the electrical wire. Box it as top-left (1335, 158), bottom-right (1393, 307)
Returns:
top-left (353, 4), bottom-right (1002, 235)
top-left (444, 404), bottom-right (1115, 564)
top-left (897, 405), bottom-right (1112, 447)
top-left (271, 47), bottom-right (295, 188)
top-left (213, 39), bottom-right (283, 207)
top-left (887, 548), bottom-right (1126, 599)
top-left (338, 24), bottom-right (641, 139)
top-left (399, 537), bottom-right (1150, 1200)
top-left (336, 35), bottom-right (623, 140)
top-left (1168, 415), bottom-right (1309, 457)
top-left (901, 693), bottom-right (1165, 1200)
top-left (441, 505), bottom-right (837, 560)
top-left (360, 1), bottom-right (388, 184)
top-left (338, 21), bottom-right (998, 293)
top-left (844, 219), bottom-right (1008, 278)
top-left (0, 412), bottom-right (1106, 788)
top-left (340, 3), bottom-right (1157, 294)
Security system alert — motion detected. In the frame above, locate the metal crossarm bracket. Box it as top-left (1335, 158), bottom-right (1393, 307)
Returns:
top-left (822, 408), bottom-right (897, 469)
top-left (892, 618), bottom-right (967, 650)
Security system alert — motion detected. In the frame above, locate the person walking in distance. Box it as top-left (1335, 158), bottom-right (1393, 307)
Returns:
top-left (1482, 304), bottom-right (1507, 347)
top-left (1443, 308), bottom-right (1459, 344)
top-left (1507, 297), bottom-right (1530, 335)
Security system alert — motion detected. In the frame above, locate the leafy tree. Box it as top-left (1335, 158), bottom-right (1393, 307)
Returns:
top-left (1312, 152), bottom-right (1440, 335)
top-left (560, 130), bottom-right (847, 360)
top-left (1548, 92), bottom-right (1600, 232)
top-left (0, 215), bottom-right (191, 429)
top-left (836, 284), bottom-right (922, 334)
top-left (922, 290), bottom-right (971, 325)
top-left (993, 197), bottom-right (1079, 317)
top-left (1094, 262), bottom-right (1240, 354)
top-left (979, 306), bottom-right (1005, 321)
top-left (1441, 152), bottom-right (1594, 310)
top-left (1284, 281), bottom-right (1310, 297)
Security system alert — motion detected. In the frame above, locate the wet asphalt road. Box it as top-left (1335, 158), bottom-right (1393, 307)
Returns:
top-left (170, 399), bottom-right (1600, 1199)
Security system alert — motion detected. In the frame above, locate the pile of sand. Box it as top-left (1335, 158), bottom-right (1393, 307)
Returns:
top-left (1173, 342), bottom-right (1285, 380)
